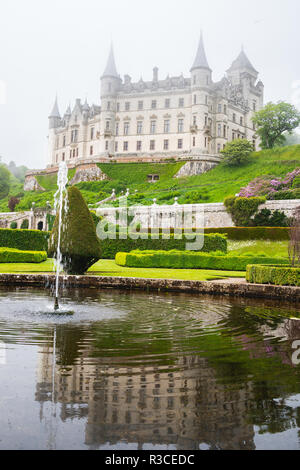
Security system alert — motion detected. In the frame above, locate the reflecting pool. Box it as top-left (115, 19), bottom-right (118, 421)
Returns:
top-left (0, 286), bottom-right (300, 450)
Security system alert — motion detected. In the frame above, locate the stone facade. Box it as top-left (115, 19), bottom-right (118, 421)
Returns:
top-left (47, 34), bottom-right (264, 168)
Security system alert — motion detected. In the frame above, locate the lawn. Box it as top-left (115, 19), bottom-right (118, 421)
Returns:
top-left (0, 258), bottom-right (245, 281)
top-left (227, 240), bottom-right (289, 258)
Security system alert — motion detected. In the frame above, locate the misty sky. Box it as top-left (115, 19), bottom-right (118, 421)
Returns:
top-left (0, 0), bottom-right (299, 169)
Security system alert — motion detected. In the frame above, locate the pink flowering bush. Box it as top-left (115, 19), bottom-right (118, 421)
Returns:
top-left (239, 168), bottom-right (300, 198)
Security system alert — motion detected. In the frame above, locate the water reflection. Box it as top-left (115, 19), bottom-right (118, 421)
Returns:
top-left (1, 287), bottom-right (300, 450)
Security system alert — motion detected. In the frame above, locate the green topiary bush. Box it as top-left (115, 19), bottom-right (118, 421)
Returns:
top-left (116, 250), bottom-right (287, 271)
top-left (20, 219), bottom-right (29, 229)
top-left (0, 228), bottom-right (49, 251)
top-left (48, 186), bottom-right (101, 274)
top-left (246, 264), bottom-right (300, 286)
top-left (0, 247), bottom-right (47, 263)
top-left (10, 222), bottom-right (17, 229)
top-left (203, 226), bottom-right (290, 241)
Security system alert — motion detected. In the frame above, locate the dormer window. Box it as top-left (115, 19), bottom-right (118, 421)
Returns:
top-left (125, 102), bottom-right (130, 111)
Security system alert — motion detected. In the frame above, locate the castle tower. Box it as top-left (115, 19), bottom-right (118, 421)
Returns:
top-left (226, 47), bottom-right (258, 87)
top-left (190, 32), bottom-right (212, 153)
top-left (100, 44), bottom-right (121, 156)
top-left (48, 96), bottom-right (61, 165)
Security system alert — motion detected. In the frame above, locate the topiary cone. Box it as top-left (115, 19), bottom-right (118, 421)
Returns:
top-left (49, 186), bottom-right (101, 275)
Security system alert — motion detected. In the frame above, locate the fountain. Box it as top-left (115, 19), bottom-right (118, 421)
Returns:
top-left (53, 161), bottom-right (69, 311)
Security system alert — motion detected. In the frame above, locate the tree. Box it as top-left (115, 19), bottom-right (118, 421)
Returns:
top-left (220, 139), bottom-right (253, 166)
top-left (49, 186), bottom-right (101, 275)
top-left (0, 164), bottom-right (10, 199)
top-left (252, 102), bottom-right (300, 149)
top-left (8, 196), bottom-right (20, 212)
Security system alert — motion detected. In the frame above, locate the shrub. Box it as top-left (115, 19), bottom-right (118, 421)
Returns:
top-left (100, 233), bottom-right (227, 259)
top-left (8, 197), bottom-right (20, 212)
top-left (0, 247), bottom-right (47, 263)
top-left (0, 228), bottom-right (49, 251)
top-left (224, 196), bottom-right (266, 226)
top-left (246, 264), bottom-right (300, 286)
top-left (90, 211), bottom-right (103, 229)
top-left (115, 250), bottom-right (287, 271)
top-left (20, 219), bottom-right (29, 229)
top-left (220, 139), bottom-right (253, 166)
top-left (252, 209), bottom-right (290, 227)
top-left (268, 189), bottom-right (300, 200)
top-left (10, 222), bottom-right (17, 229)
top-left (49, 186), bottom-right (101, 274)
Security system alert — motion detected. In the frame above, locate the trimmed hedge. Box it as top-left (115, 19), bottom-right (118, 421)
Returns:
top-left (101, 233), bottom-right (227, 259)
top-left (246, 264), bottom-right (300, 286)
top-left (0, 228), bottom-right (50, 251)
top-left (0, 247), bottom-right (47, 263)
top-left (115, 250), bottom-right (288, 271)
top-left (203, 227), bottom-right (290, 241)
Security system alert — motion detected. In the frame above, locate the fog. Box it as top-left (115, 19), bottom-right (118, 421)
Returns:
top-left (0, 0), bottom-right (299, 169)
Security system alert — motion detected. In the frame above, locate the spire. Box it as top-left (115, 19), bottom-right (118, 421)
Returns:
top-left (65, 103), bottom-right (71, 115)
top-left (227, 48), bottom-right (258, 74)
top-left (102, 44), bottom-right (119, 78)
top-left (49, 95), bottom-right (61, 118)
top-left (191, 31), bottom-right (211, 71)
top-left (82, 98), bottom-right (89, 111)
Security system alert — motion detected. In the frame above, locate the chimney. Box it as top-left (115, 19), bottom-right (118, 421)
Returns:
top-left (153, 67), bottom-right (158, 82)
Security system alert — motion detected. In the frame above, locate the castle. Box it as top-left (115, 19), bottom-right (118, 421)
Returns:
top-left (47, 33), bottom-right (264, 168)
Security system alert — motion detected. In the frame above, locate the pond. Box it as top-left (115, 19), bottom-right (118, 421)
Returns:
top-left (0, 287), bottom-right (300, 450)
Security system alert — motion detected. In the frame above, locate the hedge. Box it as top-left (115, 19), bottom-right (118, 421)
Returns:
top-left (246, 264), bottom-right (300, 286)
top-left (0, 228), bottom-right (50, 251)
top-left (138, 227), bottom-right (290, 241)
top-left (203, 227), bottom-right (290, 241)
top-left (0, 247), bottom-right (47, 263)
top-left (115, 250), bottom-right (288, 271)
top-left (101, 233), bottom-right (227, 259)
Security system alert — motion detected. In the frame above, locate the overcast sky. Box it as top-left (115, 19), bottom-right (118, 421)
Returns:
top-left (0, 0), bottom-right (299, 169)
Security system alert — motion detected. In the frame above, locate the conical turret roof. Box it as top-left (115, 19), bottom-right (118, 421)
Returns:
top-left (191, 32), bottom-right (211, 71)
top-left (102, 44), bottom-right (119, 78)
top-left (227, 48), bottom-right (258, 74)
top-left (49, 96), bottom-right (61, 118)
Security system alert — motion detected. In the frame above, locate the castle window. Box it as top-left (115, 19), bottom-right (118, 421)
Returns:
top-left (63, 135), bottom-right (66, 147)
top-left (233, 113), bottom-right (236, 123)
top-left (71, 129), bottom-right (78, 143)
top-left (205, 137), bottom-right (207, 147)
top-left (224, 105), bottom-right (227, 114)
top-left (73, 149), bottom-right (76, 158)
top-left (218, 104), bottom-right (222, 113)
top-left (106, 120), bottom-right (110, 130)
top-left (116, 103), bottom-right (120, 112)
top-left (115, 141), bottom-right (118, 152)
top-left (223, 125), bottom-right (226, 138)
top-left (105, 141), bottom-right (109, 151)
top-left (150, 121), bottom-right (156, 134)
top-left (240, 117), bottom-right (243, 126)
top-left (165, 99), bottom-right (170, 109)
top-left (107, 101), bottom-right (111, 111)
top-left (194, 94), bottom-right (197, 105)
top-left (123, 141), bottom-right (128, 151)
top-left (90, 127), bottom-right (94, 140)
top-left (69, 150), bottom-right (72, 159)
top-left (205, 115), bottom-right (208, 127)
top-left (90, 146), bottom-right (93, 155)
top-left (125, 102), bottom-right (130, 111)
top-left (124, 122), bottom-right (130, 135)
top-left (164, 120), bottom-right (170, 133)
top-left (115, 122), bottom-right (119, 135)
top-left (205, 95), bottom-right (208, 105)
top-left (178, 119), bottom-right (184, 133)
top-left (151, 100), bottom-right (157, 109)
top-left (179, 98), bottom-right (184, 107)
top-left (137, 141), bottom-right (142, 151)
top-left (193, 137), bottom-right (196, 147)
top-left (253, 100), bottom-right (256, 111)
top-left (76, 148), bottom-right (79, 157)
top-left (193, 115), bottom-right (197, 126)
top-left (178, 139), bottom-right (183, 149)
top-left (150, 140), bottom-right (155, 150)
top-left (252, 139), bottom-right (256, 150)
top-left (218, 124), bottom-right (221, 137)
top-left (62, 152), bottom-right (65, 161)
top-left (163, 139), bottom-right (169, 150)
top-left (138, 101), bottom-right (143, 110)
top-left (137, 121), bottom-right (143, 134)
top-left (232, 132), bottom-right (235, 140)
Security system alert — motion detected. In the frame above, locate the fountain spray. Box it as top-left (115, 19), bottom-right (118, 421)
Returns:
top-left (53, 161), bottom-right (68, 311)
